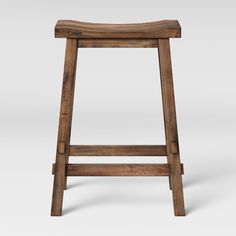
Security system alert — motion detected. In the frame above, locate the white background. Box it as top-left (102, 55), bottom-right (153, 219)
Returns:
top-left (0, 0), bottom-right (236, 235)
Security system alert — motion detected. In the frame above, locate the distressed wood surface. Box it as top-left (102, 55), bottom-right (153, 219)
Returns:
top-left (52, 164), bottom-right (184, 176)
top-left (51, 19), bottom-right (185, 217)
top-left (53, 164), bottom-right (169, 176)
top-left (69, 145), bottom-right (167, 156)
top-left (55, 20), bottom-right (181, 39)
top-left (78, 39), bottom-right (158, 48)
top-left (65, 164), bottom-right (170, 176)
top-left (51, 39), bottom-right (78, 216)
top-left (158, 38), bottom-right (185, 216)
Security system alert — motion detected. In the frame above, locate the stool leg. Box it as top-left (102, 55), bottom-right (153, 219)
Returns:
top-left (161, 84), bottom-right (172, 190)
top-left (158, 39), bottom-right (185, 216)
top-left (63, 77), bottom-right (76, 190)
top-left (51, 39), bottom-right (78, 216)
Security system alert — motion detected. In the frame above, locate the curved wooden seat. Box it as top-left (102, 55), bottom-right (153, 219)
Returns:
top-left (55, 20), bottom-right (181, 39)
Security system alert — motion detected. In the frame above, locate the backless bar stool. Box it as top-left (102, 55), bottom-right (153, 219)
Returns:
top-left (51, 20), bottom-right (185, 216)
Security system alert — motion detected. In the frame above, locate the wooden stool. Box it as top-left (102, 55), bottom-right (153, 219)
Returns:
top-left (51, 20), bottom-right (185, 216)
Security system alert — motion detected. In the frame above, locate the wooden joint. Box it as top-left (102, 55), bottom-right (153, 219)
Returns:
top-left (169, 163), bottom-right (184, 175)
top-left (69, 145), bottom-right (167, 156)
top-left (52, 162), bottom-right (67, 175)
top-left (170, 141), bottom-right (178, 154)
top-left (58, 142), bottom-right (66, 154)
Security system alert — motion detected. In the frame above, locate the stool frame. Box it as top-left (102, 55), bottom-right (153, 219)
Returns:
top-left (51, 36), bottom-right (185, 216)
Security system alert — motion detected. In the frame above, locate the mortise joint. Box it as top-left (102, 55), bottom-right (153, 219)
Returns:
top-left (58, 142), bottom-right (66, 154)
top-left (170, 141), bottom-right (178, 154)
top-left (168, 163), bottom-right (184, 175)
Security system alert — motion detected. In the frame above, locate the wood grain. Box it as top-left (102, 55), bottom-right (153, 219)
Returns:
top-left (78, 39), bottom-right (158, 48)
top-left (51, 39), bottom-right (78, 216)
top-left (66, 164), bottom-right (170, 176)
top-left (52, 164), bottom-right (184, 176)
top-left (69, 145), bottom-right (167, 156)
top-left (55, 20), bottom-right (181, 39)
top-left (51, 19), bottom-right (185, 217)
top-left (158, 39), bottom-right (185, 216)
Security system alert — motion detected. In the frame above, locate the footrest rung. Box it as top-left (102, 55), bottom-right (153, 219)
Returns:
top-left (69, 145), bottom-right (167, 156)
top-left (52, 163), bottom-right (184, 176)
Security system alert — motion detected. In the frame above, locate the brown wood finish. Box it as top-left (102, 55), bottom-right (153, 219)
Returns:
top-left (55, 20), bottom-right (181, 39)
top-left (78, 39), bottom-right (158, 48)
top-left (51, 39), bottom-right (78, 216)
top-left (63, 164), bottom-right (170, 176)
top-left (52, 164), bottom-right (184, 176)
top-left (158, 39), bottom-right (185, 216)
top-left (69, 145), bottom-right (167, 156)
top-left (51, 19), bottom-right (185, 217)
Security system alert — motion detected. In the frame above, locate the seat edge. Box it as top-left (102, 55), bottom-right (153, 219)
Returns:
top-left (55, 20), bottom-right (181, 39)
